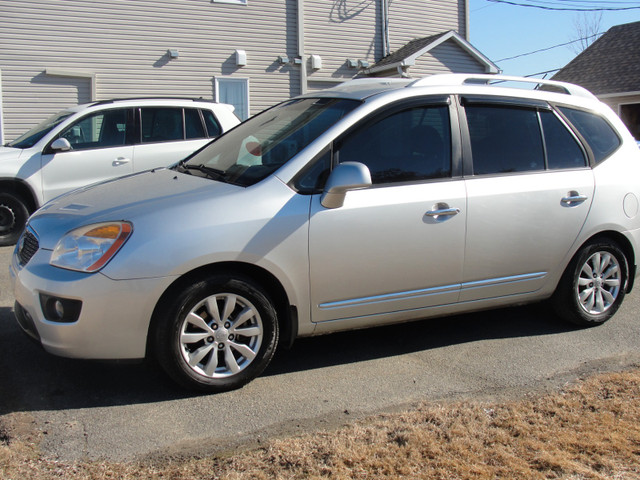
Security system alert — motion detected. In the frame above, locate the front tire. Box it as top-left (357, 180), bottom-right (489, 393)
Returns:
top-left (0, 192), bottom-right (29, 246)
top-left (553, 239), bottom-right (628, 326)
top-left (154, 274), bottom-right (279, 392)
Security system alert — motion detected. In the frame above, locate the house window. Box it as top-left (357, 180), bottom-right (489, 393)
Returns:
top-left (216, 78), bottom-right (250, 121)
top-left (212, 0), bottom-right (247, 5)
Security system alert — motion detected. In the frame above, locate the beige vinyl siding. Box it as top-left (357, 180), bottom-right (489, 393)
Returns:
top-left (388, 0), bottom-right (465, 50)
top-left (304, 0), bottom-right (466, 85)
top-left (410, 41), bottom-right (486, 77)
top-left (0, 0), bottom-right (299, 141)
top-left (304, 0), bottom-right (382, 83)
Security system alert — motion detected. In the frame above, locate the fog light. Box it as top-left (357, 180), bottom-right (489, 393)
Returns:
top-left (39, 294), bottom-right (82, 323)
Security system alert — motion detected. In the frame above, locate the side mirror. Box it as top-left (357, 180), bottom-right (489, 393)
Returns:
top-left (50, 138), bottom-right (72, 152)
top-left (321, 162), bottom-right (372, 209)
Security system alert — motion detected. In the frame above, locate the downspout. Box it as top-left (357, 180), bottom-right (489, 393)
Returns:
top-left (298, 0), bottom-right (307, 94)
top-left (464, 0), bottom-right (470, 41)
top-left (0, 69), bottom-right (4, 145)
top-left (381, 0), bottom-right (390, 57)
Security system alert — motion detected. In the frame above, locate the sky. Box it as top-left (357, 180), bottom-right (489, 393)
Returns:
top-left (469, 0), bottom-right (640, 78)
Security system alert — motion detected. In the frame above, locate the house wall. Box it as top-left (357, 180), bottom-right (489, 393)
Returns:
top-left (387, 0), bottom-right (466, 50)
top-left (304, 0), bottom-right (465, 89)
top-left (1, 0), bottom-right (299, 141)
top-left (599, 93), bottom-right (640, 140)
top-left (410, 41), bottom-right (486, 77)
top-left (0, 0), bottom-right (468, 142)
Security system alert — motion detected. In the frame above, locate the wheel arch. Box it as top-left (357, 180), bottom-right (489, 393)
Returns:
top-left (574, 230), bottom-right (636, 293)
top-left (0, 179), bottom-right (39, 213)
top-left (147, 261), bottom-right (298, 357)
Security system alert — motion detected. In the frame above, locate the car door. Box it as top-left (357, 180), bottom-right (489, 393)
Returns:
top-left (40, 108), bottom-right (135, 202)
top-left (308, 99), bottom-right (467, 325)
top-left (132, 107), bottom-right (212, 171)
top-left (459, 99), bottom-right (594, 301)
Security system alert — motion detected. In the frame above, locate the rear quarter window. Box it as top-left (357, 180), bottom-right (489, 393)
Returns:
top-left (558, 107), bottom-right (621, 164)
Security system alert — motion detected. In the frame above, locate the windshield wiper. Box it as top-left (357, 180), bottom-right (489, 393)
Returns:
top-left (180, 163), bottom-right (227, 181)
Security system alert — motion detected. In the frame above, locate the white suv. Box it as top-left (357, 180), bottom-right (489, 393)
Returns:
top-left (0, 98), bottom-right (239, 245)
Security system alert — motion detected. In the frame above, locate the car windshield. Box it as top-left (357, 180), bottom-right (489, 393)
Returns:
top-left (6, 110), bottom-right (74, 148)
top-left (178, 97), bottom-right (360, 186)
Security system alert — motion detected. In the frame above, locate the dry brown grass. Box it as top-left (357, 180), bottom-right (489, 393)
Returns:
top-left (2, 368), bottom-right (640, 479)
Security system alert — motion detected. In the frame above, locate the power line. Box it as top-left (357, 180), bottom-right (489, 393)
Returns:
top-left (495, 32), bottom-right (601, 62)
top-left (486, 0), bottom-right (640, 11)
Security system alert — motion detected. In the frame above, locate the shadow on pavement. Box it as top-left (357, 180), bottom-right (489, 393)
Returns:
top-left (0, 302), bottom-right (577, 415)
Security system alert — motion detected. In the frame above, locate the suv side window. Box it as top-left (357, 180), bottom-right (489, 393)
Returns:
top-left (558, 107), bottom-right (621, 164)
top-left (59, 108), bottom-right (130, 150)
top-left (184, 108), bottom-right (206, 139)
top-left (466, 105), bottom-right (544, 175)
top-left (337, 105), bottom-right (451, 184)
top-left (202, 109), bottom-right (223, 138)
top-left (141, 107), bottom-right (184, 143)
top-left (540, 110), bottom-right (587, 169)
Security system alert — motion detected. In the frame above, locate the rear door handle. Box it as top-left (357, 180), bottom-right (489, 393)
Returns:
top-left (561, 191), bottom-right (588, 206)
top-left (113, 157), bottom-right (131, 166)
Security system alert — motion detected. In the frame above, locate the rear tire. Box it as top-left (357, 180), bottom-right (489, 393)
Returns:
top-left (153, 274), bottom-right (279, 392)
top-left (552, 240), bottom-right (628, 326)
top-left (0, 192), bottom-right (29, 246)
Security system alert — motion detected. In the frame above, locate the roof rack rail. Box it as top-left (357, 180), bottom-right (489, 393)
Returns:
top-left (90, 97), bottom-right (217, 106)
top-left (407, 74), bottom-right (596, 100)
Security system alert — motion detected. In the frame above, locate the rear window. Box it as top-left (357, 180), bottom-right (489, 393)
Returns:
top-left (558, 107), bottom-right (621, 164)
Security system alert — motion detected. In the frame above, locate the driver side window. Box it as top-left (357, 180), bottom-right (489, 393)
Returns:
top-left (59, 109), bottom-right (130, 151)
top-left (337, 105), bottom-right (452, 184)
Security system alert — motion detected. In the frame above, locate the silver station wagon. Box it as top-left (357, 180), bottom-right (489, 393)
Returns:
top-left (11, 74), bottom-right (640, 392)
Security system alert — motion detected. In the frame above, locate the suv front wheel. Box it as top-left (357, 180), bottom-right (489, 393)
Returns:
top-left (0, 192), bottom-right (29, 246)
top-left (153, 274), bottom-right (279, 392)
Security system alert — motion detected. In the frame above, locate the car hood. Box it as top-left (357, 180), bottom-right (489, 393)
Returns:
top-left (0, 146), bottom-right (23, 160)
top-left (29, 168), bottom-right (241, 249)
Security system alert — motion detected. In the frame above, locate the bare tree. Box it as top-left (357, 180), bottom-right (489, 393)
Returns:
top-left (569, 12), bottom-right (603, 54)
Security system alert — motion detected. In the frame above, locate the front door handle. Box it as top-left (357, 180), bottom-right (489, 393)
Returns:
top-left (426, 208), bottom-right (460, 217)
top-left (561, 191), bottom-right (588, 206)
top-left (113, 157), bottom-right (131, 166)
top-left (425, 203), bottom-right (460, 221)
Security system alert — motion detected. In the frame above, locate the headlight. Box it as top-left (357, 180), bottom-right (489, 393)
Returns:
top-left (50, 222), bottom-right (133, 272)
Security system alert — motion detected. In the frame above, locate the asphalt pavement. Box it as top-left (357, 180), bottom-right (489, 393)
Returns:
top-left (1, 245), bottom-right (639, 462)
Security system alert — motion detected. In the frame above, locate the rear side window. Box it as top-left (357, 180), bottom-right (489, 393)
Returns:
top-left (141, 107), bottom-right (184, 143)
top-left (184, 108), bottom-right (206, 139)
top-left (202, 110), bottom-right (222, 138)
top-left (466, 105), bottom-right (544, 175)
top-left (558, 107), bottom-right (621, 164)
top-left (540, 110), bottom-right (586, 169)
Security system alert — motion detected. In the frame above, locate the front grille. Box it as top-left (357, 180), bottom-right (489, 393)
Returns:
top-left (18, 227), bottom-right (39, 266)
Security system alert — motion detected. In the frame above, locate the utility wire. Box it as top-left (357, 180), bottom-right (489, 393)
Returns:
top-left (486, 0), bottom-right (640, 11)
top-left (495, 32), bottom-right (601, 62)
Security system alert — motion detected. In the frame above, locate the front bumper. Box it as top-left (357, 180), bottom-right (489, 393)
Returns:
top-left (10, 247), bottom-right (177, 360)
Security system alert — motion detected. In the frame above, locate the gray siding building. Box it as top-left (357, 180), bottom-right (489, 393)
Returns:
top-left (1, 0), bottom-right (496, 142)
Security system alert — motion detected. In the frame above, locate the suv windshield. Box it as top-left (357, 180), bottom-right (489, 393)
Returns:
top-left (6, 111), bottom-right (74, 148)
top-left (179, 97), bottom-right (360, 186)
